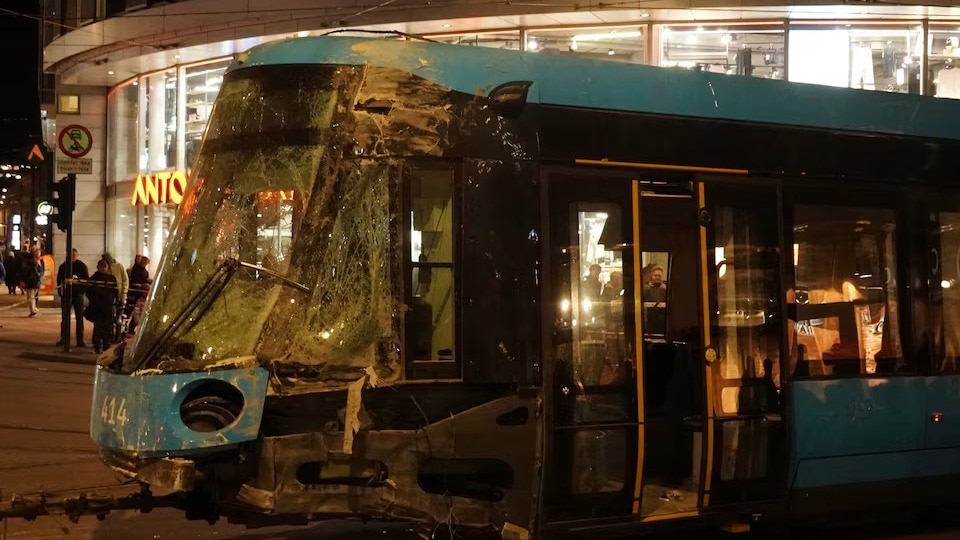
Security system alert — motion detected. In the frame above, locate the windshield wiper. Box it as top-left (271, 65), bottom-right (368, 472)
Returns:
top-left (133, 258), bottom-right (308, 370)
top-left (237, 260), bottom-right (310, 293)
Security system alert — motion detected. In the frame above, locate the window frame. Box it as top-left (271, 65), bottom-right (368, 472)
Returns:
top-left (782, 183), bottom-right (914, 379)
top-left (402, 159), bottom-right (462, 380)
top-left (920, 188), bottom-right (960, 375)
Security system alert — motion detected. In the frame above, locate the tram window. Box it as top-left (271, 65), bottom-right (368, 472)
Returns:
top-left (712, 205), bottom-right (781, 412)
top-left (571, 429), bottom-right (627, 494)
top-left (407, 168), bottom-right (456, 366)
top-left (554, 205), bottom-right (631, 426)
top-left (788, 206), bottom-right (903, 377)
top-left (641, 253), bottom-right (670, 338)
top-left (933, 212), bottom-right (960, 373)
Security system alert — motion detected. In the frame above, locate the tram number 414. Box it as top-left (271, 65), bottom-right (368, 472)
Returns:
top-left (100, 396), bottom-right (129, 426)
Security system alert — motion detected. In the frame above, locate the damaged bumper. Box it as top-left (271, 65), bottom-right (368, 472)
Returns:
top-left (89, 364), bottom-right (269, 454)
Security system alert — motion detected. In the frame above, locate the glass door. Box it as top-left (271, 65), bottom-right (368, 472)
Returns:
top-left (541, 168), bottom-right (708, 524)
top-left (702, 182), bottom-right (786, 504)
top-left (542, 170), bottom-right (639, 522)
top-left (636, 183), bottom-right (706, 517)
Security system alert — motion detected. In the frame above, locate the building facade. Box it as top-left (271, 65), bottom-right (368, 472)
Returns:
top-left (39, 0), bottom-right (960, 273)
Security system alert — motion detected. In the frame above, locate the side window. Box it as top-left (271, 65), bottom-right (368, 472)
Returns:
top-left (565, 205), bottom-right (631, 394)
top-left (640, 252), bottom-right (670, 338)
top-left (788, 205), bottom-right (904, 377)
top-left (712, 205), bottom-right (781, 415)
top-left (932, 212), bottom-right (960, 373)
top-left (554, 202), bottom-right (633, 495)
top-left (405, 166), bottom-right (457, 376)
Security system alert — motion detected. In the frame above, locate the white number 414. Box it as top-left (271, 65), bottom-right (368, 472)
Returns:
top-left (100, 397), bottom-right (128, 426)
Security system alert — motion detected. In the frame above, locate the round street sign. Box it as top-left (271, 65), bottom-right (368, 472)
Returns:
top-left (58, 124), bottom-right (93, 159)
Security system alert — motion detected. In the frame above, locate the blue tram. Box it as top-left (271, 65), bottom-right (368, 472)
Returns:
top-left (89, 34), bottom-right (960, 538)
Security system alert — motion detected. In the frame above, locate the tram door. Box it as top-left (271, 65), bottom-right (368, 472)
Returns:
top-left (542, 169), bottom-right (707, 525)
top-left (701, 183), bottom-right (786, 505)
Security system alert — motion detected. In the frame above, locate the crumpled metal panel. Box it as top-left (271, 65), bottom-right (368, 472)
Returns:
top-left (238, 396), bottom-right (539, 531)
top-left (90, 363), bottom-right (268, 454)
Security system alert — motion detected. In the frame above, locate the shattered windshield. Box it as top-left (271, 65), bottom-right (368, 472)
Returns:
top-left (130, 64), bottom-right (401, 383)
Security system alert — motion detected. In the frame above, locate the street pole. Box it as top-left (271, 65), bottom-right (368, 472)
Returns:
top-left (61, 225), bottom-right (72, 353)
top-left (59, 173), bottom-right (75, 353)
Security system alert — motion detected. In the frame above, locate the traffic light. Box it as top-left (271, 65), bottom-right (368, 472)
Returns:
top-left (48, 174), bottom-right (76, 232)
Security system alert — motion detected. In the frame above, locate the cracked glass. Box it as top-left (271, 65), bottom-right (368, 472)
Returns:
top-left (129, 65), bottom-right (402, 385)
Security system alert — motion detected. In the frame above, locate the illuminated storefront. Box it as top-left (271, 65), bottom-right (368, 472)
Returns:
top-left (98, 11), bottom-right (960, 274)
top-left (105, 58), bottom-right (229, 273)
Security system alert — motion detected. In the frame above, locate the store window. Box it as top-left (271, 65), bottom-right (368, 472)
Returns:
top-left (526, 26), bottom-right (644, 64)
top-left (432, 31), bottom-right (521, 50)
top-left (184, 60), bottom-right (230, 168)
top-left (659, 24), bottom-right (784, 79)
top-left (788, 206), bottom-right (903, 378)
top-left (406, 166), bottom-right (457, 374)
top-left (107, 81), bottom-right (138, 186)
top-left (143, 205), bottom-right (176, 276)
top-left (141, 70), bottom-right (179, 172)
top-left (928, 26), bottom-right (960, 98)
top-left (788, 24), bottom-right (923, 93)
top-left (106, 198), bottom-right (139, 269)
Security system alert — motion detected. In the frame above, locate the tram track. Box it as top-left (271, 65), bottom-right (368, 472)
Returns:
top-left (0, 424), bottom-right (90, 436)
top-left (1, 365), bottom-right (93, 377)
top-left (0, 458), bottom-right (96, 472)
top-left (0, 374), bottom-right (91, 387)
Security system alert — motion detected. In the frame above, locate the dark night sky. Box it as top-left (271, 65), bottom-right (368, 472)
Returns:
top-left (0, 0), bottom-right (42, 161)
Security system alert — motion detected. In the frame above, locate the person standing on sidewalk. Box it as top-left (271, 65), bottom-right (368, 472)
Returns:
top-left (86, 259), bottom-right (118, 354)
top-left (127, 255), bottom-right (151, 336)
top-left (21, 248), bottom-right (42, 317)
top-left (4, 251), bottom-right (18, 294)
top-left (56, 248), bottom-right (89, 347)
top-left (101, 252), bottom-right (128, 307)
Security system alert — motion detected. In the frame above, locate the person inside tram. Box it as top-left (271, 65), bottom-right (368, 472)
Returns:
top-left (582, 263), bottom-right (603, 303)
top-left (645, 264), bottom-right (667, 303)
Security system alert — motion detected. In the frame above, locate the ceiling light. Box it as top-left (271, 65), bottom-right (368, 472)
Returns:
top-left (107, 70), bottom-right (115, 75)
top-left (442, 23), bottom-right (451, 28)
top-left (641, 12), bottom-right (650, 17)
top-left (572, 30), bottom-right (642, 41)
top-left (608, 49), bottom-right (615, 55)
top-left (297, 30), bottom-right (309, 37)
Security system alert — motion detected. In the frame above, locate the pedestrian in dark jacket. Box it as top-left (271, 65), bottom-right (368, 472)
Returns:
top-left (3, 251), bottom-right (18, 294)
top-left (57, 248), bottom-right (89, 347)
top-left (86, 259), bottom-right (118, 354)
top-left (21, 248), bottom-right (42, 317)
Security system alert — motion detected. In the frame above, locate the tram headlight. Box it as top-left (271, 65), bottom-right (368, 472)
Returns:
top-left (179, 380), bottom-right (245, 433)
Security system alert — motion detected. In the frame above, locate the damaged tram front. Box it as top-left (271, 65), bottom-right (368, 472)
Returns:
top-left (91, 38), bottom-right (544, 536)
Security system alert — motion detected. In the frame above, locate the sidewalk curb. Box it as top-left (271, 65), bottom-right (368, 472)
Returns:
top-left (19, 351), bottom-right (99, 366)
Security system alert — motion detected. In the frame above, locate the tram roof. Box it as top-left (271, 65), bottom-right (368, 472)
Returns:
top-left (231, 35), bottom-right (960, 143)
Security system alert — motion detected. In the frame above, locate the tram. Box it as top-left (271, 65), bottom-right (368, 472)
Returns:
top-left (88, 34), bottom-right (960, 538)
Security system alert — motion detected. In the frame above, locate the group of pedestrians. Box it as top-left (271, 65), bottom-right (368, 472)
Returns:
top-left (52, 251), bottom-right (152, 354)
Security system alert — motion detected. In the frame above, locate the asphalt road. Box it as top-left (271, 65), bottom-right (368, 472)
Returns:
top-left (1, 294), bottom-right (960, 539)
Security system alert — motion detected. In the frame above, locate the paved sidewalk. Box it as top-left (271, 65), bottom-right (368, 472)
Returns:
top-left (0, 292), bottom-right (109, 365)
